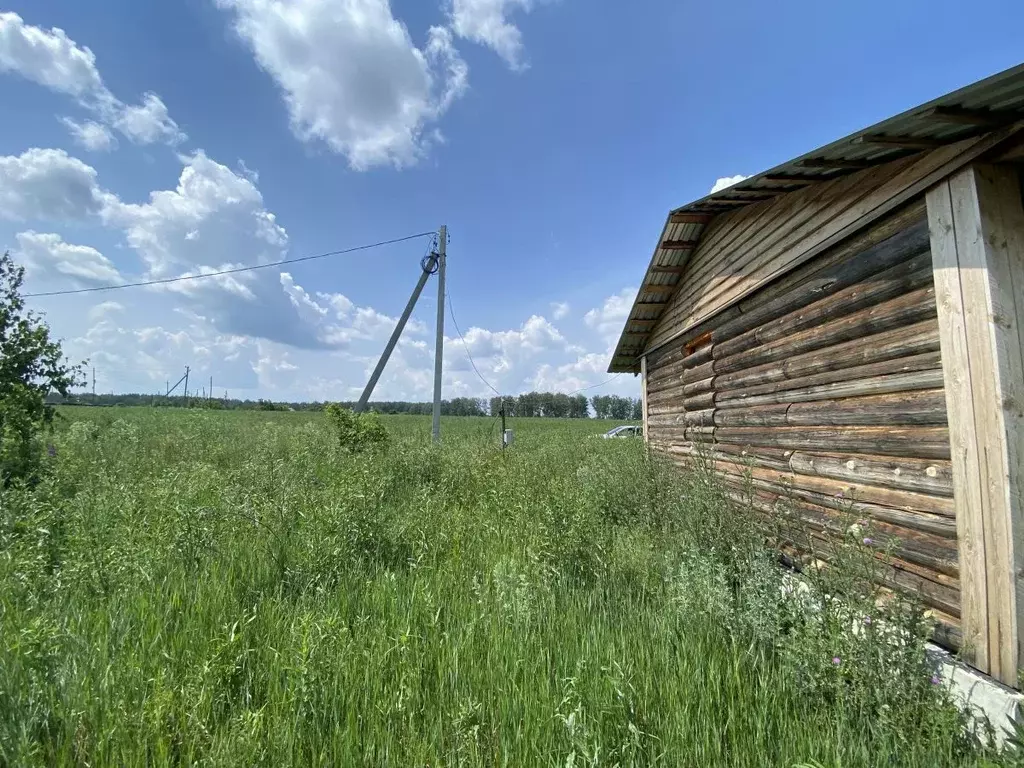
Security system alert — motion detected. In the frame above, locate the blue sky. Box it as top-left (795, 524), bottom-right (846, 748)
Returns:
top-left (0, 0), bottom-right (1020, 403)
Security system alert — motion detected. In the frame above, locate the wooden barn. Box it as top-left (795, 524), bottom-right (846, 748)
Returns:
top-left (610, 64), bottom-right (1024, 687)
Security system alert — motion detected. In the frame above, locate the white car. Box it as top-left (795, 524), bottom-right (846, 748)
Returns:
top-left (600, 425), bottom-right (643, 439)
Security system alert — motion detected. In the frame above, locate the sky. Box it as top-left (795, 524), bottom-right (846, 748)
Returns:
top-left (0, 0), bottom-right (1021, 404)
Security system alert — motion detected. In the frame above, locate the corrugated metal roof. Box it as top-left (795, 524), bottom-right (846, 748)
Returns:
top-left (609, 62), bottom-right (1024, 373)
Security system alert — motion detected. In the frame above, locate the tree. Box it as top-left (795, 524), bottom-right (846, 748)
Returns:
top-left (1, 253), bottom-right (84, 484)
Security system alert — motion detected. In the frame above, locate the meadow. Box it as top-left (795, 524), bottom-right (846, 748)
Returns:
top-left (0, 407), bottom-right (1009, 766)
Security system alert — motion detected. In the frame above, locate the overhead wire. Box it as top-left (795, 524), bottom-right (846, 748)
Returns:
top-left (24, 231), bottom-right (437, 298)
top-left (445, 287), bottom-right (501, 398)
top-left (568, 373), bottom-right (623, 396)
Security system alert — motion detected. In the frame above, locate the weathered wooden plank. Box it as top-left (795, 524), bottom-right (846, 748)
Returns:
top-left (684, 391), bottom-right (716, 410)
top-left (789, 451), bottom-right (953, 498)
top-left (733, 487), bottom-right (959, 578)
top-left (707, 467), bottom-right (957, 537)
top-left (713, 320), bottom-right (940, 392)
top-left (714, 403), bottom-right (791, 427)
top-left (709, 458), bottom-right (954, 518)
top-left (713, 219), bottom-right (931, 355)
top-left (784, 389), bottom-right (948, 427)
top-left (712, 286), bottom-right (938, 376)
top-left (928, 163), bottom-right (1024, 686)
top-left (683, 376), bottom-right (716, 398)
top-left (714, 253), bottom-right (934, 360)
top-left (683, 360), bottom-right (716, 384)
top-left (715, 352), bottom-right (942, 407)
top-left (681, 342), bottom-right (715, 370)
top-left (683, 409), bottom-right (715, 427)
top-left (640, 355), bottom-right (649, 445)
top-left (680, 137), bottom-right (982, 329)
top-left (715, 425), bottom-right (951, 459)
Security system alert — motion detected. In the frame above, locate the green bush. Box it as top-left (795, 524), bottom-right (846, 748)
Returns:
top-left (324, 403), bottom-right (389, 452)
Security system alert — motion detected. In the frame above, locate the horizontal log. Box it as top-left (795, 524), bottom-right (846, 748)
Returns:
top-left (648, 413), bottom-right (687, 427)
top-left (713, 320), bottom-right (940, 391)
top-left (647, 403), bottom-right (684, 418)
top-left (715, 424), bottom-right (951, 460)
top-left (646, 376), bottom-right (686, 398)
top-left (684, 427), bottom-right (716, 442)
top-left (707, 469), bottom-right (956, 538)
top-left (713, 286), bottom-right (938, 375)
top-left (714, 403), bottom-right (791, 427)
top-left (785, 389), bottom-right (947, 427)
top-left (716, 354), bottom-right (943, 407)
top-left (733, 487), bottom-right (958, 578)
top-left (684, 409), bottom-right (715, 427)
top-left (683, 359), bottom-right (716, 383)
top-left (789, 451), bottom-right (953, 498)
top-left (683, 376), bottom-right (716, 397)
top-left (681, 343), bottom-right (715, 370)
top-left (684, 391), bottom-right (716, 410)
top-left (648, 354), bottom-right (691, 383)
top-left (713, 253), bottom-right (934, 359)
top-left (714, 218), bottom-right (931, 344)
top-left (710, 458), bottom-right (954, 518)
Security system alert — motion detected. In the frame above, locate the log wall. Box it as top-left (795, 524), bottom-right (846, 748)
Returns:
top-left (645, 202), bottom-right (962, 646)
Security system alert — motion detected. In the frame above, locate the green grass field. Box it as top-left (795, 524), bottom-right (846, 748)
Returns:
top-left (0, 408), bottom-right (1009, 766)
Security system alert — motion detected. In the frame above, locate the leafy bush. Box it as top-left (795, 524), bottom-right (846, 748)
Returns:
top-left (324, 403), bottom-right (389, 452)
top-left (0, 253), bottom-right (83, 485)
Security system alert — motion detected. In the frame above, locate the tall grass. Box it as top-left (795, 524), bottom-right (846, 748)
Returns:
top-left (0, 408), bottom-right (1006, 766)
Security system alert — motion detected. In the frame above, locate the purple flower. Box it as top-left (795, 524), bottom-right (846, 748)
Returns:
top-left (863, 616), bottom-right (872, 625)
top-left (931, 675), bottom-right (941, 685)
top-left (832, 657), bottom-right (841, 666)
top-left (47, 444), bottom-right (57, 457)
top-left (863, 537), bottom-right (874, 546)
top-left (835, 491), bottom-right (845, 498)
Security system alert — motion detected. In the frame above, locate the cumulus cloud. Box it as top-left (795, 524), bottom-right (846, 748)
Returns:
top-left (450, 0), bottom-right (534, 70)
top-left (216, 0), bottom-right (469, 169)
top-left (550, 300), bottom-right (569, 320)
top-left (0, 11), bottom-right (185, 146)
top-left (14, 230), bottom-right (123, 286)
top-left (584, 286), bottom-right (636, 346)
top-left (0, 147), bottom-right (108, 221)
top-left (60, 117), bottom-right (117, 151)
top-left (709, 174), bottom-right (749, 193)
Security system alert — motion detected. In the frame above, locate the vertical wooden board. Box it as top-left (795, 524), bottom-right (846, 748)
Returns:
top-left (951, 166), bottom-right (1021, 682)
top-left (973, 165), bottom-right (1024, 678)
top-left (927, 178), bottom-right (990, 673)
top-left (641, 355), bottom-right (650, 445)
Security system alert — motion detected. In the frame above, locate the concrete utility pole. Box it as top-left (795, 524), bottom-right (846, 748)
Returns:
top-left (431, 225), bottom-right (446, 443)
top-left (355, 243), bottom-right (441, 413)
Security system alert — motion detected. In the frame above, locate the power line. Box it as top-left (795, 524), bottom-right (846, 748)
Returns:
top-left (24, 231), bottom-right (437, 298)
top-left (446, 288), bottom-right (501, 398)
top-left (569, 373), bottom-right (623, 396)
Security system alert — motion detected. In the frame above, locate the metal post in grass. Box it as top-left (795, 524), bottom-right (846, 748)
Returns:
top-left (432, 225), bottom-right (446, 443)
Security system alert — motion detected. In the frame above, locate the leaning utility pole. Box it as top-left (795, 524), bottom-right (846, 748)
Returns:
top-left (183, 366), bottom-right (190, 408)
top-left (431, 225), bottom-right (447, 443)
top-left (355, 227), bottom-right (446, 417)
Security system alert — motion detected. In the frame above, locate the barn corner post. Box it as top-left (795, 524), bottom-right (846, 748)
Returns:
top-left (640, 355), bottom-right (650, 445)
top-left (926, 162), bottom-right (1024, 688)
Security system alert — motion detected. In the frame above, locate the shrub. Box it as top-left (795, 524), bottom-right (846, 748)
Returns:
top-left (324, 404), bottom-right (389, 452)
top-left (0, 253), bottom-right (83, 485)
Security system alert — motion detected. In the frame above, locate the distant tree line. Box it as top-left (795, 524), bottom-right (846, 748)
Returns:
top-left (48, 391), bottom-right (643, 419)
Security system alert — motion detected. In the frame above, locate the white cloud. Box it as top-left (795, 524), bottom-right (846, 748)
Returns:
top-left (102, 150), bottom-right (287, 275)
top-left (584, 286), bottom-right (636, 346)
top-left (88, 301), bottom-right (124, 321)
top-left (216, 0), bottom-right (469, 170)
top-left (0, 11), bottom-right (184, 147)
top-left (112, 93), bottom-right (186, 146)
top-left (550, 300), bottom-right (569, 320)
top-left (60, 117), bottom-right (117, 151)
top-left (14, 230), bottom-right (122, 286)
top-left (710, 174), bottom-right (749, 194)
top-left (0, 147), bottom-right (107, 221)
top-left (450, 0), bottom-right (534, 70)
top-left (0, 11), bottom-right (104, 98)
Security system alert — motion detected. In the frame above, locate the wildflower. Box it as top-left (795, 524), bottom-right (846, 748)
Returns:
top-left (863, 537), bottom-right (873, 546)
top-left (832, 657), bottom-right (841, 666)
top-left (863, 616), bottom-right (872, 625)
top-left (47, 444), bottom-right (57, 457)
top-left (931, 675), bottom-right (941, 685)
